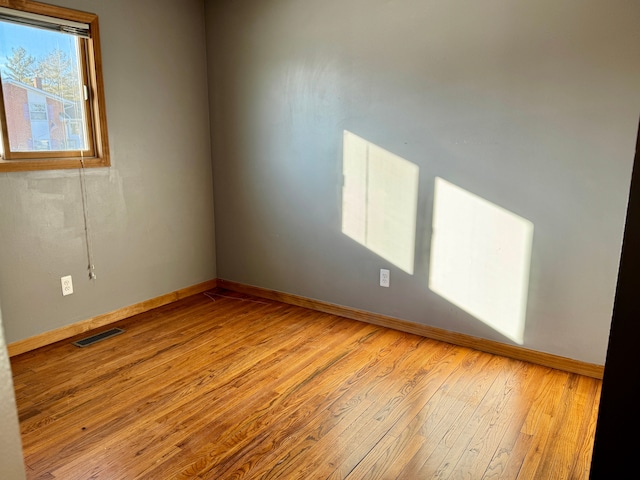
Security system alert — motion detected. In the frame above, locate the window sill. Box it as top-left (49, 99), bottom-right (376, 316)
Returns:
top-left (0, 156), bottom-right (110, 172)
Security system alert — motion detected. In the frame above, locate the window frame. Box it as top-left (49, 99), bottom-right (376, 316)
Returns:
top-left (0, 0), bottom-right (109, 172)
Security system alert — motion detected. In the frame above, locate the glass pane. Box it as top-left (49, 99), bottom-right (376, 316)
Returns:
top-left (0, 20), bottom-right (88, 152)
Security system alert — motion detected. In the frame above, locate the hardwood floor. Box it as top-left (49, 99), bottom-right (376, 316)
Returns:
top-left (10, 289), bottom-right (601, 479)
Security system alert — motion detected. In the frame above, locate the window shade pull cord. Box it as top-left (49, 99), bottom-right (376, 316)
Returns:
top-left (79, 153), bottom-right (96, 280)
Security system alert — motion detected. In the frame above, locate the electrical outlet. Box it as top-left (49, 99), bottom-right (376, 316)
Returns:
top-left (380, 269), bottom-right (390, 287)
top-left (61, 275), bottom-right (73, 296)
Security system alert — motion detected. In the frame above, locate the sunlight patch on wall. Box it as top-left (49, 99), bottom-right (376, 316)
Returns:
top-left (342, 131), bottom-right (419, 274)
top-left (429, 177), bottom-right (533, 344)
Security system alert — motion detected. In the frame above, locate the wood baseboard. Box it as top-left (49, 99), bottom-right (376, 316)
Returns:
top-left (218, 279), bottom-right (604, 379)
top-left (7, 279), bottom-right (218, 357)
top-left (10, 277), bottom-right (604, 379)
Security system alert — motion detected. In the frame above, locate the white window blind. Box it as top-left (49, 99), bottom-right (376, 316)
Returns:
top-left (0, 6), bottom-right (90, 37)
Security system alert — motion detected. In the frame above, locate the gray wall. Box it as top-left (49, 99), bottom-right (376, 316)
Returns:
top-left (0, 0), bottom-right (216, 343)
top-left (206, 0), bottom-right (640, 364)
top-left (0, 307), bottom-right (25, 479)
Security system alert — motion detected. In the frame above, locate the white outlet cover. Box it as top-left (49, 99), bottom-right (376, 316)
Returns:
top-left (380, 269), bottom-right (390, 287)
top-left (61, 275), bottom-right (73, 296)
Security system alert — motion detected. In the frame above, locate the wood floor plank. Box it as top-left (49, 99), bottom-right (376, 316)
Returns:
top-left (490, 431), bottom-right (534, 480)
top-left (446, 361), bottom-right (539, 479)
top-left (382, 351), bottom-right (504, 478)
top-left (411, 356), bottom-right (514, 478)
top-left (532, 374), bottom-right (601, 480)
top-left (195, 329), bottom-right (413, 480)
top-left (339, 349), bottom-right (494, 480)
top-left (18, 298), bottom-right (296, 470)
top-left (250, 338), bottom-right (459, 480)
top-left (515, 370), bottom-right (573, 480)
top-left (157, 321), bottom-right (383, 479)
top-left (324, 344), bottom-right (469, 480)
top-left (38, 309), bottom-right (357, 478)
top-left (20, 301), bottom-right (313, 462)
top-left (253, 339), bottom-right (455, 480)
top-left (18, 296), bottom-right (274, 415)
top-left (568, 381), bottom-right (601, 480)
top-left (9, 288), bottom-right (602, 480)
top-left (480, 366), bottom-right (550, 479)
top-left (176, 328), bottom-right (415, 479)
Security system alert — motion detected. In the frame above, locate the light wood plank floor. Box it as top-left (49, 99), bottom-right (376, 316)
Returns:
top-left (10, 289), bottom-right (601, 479)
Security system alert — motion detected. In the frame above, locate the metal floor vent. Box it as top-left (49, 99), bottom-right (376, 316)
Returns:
top-left (72, 328), bottom-right (125, 348)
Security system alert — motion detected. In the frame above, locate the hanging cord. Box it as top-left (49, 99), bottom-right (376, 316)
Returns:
top-left (79, 152), bottom-right (96, 280)
top-left (79, 41), bottom-right (96, 280)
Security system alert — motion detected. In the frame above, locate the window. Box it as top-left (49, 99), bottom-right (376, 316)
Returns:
top-left (0, 1), bottom-right (109, 172)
